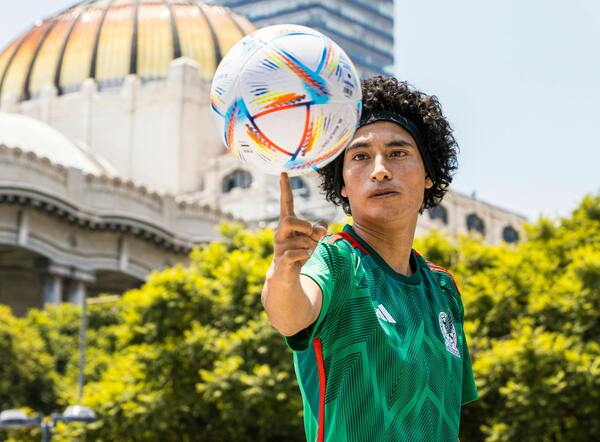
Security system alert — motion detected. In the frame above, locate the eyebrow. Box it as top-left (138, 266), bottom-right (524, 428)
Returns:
top-left (346, 139), bottom-right (413, 152)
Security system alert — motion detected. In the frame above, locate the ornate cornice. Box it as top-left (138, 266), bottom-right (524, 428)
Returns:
top-left (0, 144), bottom-right (238, 253)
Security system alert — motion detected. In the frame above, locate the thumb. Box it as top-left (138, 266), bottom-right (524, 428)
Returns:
top-left (312, 220), bottom-right (329, 241)
top-left (315, 219), bottom-right (328, 230)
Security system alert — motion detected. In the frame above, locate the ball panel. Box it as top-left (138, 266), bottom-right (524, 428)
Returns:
top-left (210, 35), bottom-right (262, 116)
top-left (237, 39), bottom-right (329, 118)
top-left (266, 32), bottom-right (324, 72)
top-left (250, 24), bottom-right (324, 46)
top-left (251, 105), bottom-right (308, 155)
top-left (316, 39), bottom-right (361, 105)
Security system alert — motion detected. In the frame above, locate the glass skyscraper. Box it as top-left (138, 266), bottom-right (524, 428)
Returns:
top-left (208, 0), bottom-right (394, 78)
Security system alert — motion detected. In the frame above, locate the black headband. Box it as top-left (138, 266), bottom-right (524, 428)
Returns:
top-left (358, 109), bottom-right (435, 182)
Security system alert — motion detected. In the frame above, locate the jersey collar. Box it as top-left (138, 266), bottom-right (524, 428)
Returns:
top-left (343, 224), bottom-right (423, 286)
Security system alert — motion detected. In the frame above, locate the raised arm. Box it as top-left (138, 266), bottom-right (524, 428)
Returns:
top-left (261, 172), bottom-right (328, 336)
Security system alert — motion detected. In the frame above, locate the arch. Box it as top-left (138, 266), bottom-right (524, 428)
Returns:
top-left (466, 213), bottom-right (485, 235)
top-left (502, 225), bottom-right (519, 243)
top-left (290, 176), bottom-right (310, 199)
top-left (222, 168), bottom-right (252, 193)
top-left (428, 205), bottom-right (448, 224)
top-left (89, 269), bottom-right (143, 296)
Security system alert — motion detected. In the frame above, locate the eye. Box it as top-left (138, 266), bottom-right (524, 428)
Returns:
top-left (391, 150), bottom-right (407, 157)
top-left (352, 152), bottom-right (369, 160)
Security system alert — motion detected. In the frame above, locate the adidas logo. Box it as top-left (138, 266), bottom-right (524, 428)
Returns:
top-left (375, 304), bottom-right (396, 324)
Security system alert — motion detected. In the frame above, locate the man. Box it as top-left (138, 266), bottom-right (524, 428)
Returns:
top-left (261, 76), bottom-right (478, 441)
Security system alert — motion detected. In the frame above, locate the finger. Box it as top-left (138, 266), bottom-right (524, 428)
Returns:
top-left (279, 172), bottom-right (295, 218)
top-left (310, 220), bottom-right (329, 242)
top-left (276, 216), bottom-right (313, 240)
top-left (279, 248), bottom-right (313, 266)
top-left (275, 237), bottom-right (318, 255)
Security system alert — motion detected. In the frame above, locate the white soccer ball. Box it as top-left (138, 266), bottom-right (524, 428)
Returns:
top-left (210, 24), bottom-right (362, 175)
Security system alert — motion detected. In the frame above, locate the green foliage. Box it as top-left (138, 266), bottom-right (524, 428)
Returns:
top-left (0, 306), bottom-right (56, 413)
top-left (1, 195), bottom-right (599, 441)
top-left (56, 222), bottom-right (303, 442)
top-left (473, 323), bottom-right (600, 441)
top-left (415, 193), bottom-right (600, 441)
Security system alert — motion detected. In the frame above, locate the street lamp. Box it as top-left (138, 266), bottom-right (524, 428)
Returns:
top-left (0, 406), bottom-right (96, 441)
top-left (60, 405), bottom-right (97, 423)
top-left (0, 409), bottom-right (39, 428)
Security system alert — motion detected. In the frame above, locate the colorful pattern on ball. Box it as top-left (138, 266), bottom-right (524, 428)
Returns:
top-left (210, 24), bottom-right (361, 175)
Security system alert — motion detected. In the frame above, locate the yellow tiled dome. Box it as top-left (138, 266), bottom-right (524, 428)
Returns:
top-left (0, 0), bottom-right (254, 101)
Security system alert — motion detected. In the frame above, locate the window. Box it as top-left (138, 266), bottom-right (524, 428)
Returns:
top-left (222, 169), bottom-right (252, 193)
top-left (466, 213), bottom-right (486, 235)
top-left (428, 205), bottom-right (448, 224)
top-left (502, 225), bottom-right (520, 243)
top-left (290, 176), bottom-right (310, 199)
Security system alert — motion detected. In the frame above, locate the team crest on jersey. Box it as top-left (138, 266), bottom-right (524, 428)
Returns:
top-left (439, 312), bottom-right (460, 357)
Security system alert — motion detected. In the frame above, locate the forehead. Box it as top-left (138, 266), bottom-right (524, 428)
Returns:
top-left (348, 120), bottom-right (415, 146)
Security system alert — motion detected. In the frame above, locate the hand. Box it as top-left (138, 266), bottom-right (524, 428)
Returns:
top-left (270, 172), bottom-right (329, 284)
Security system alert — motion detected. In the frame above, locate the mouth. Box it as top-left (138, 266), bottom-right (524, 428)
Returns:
top-left (370, 189), bottom-right (400, 198)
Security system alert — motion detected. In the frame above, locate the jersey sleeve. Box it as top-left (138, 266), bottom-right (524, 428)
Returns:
top-left (461, 329), bottom-right (478, 405)
top-left (435, 268), bottom-right (479, 406)
top-left (284, 237), bottom-right (353, 352)
top-left (449, 276), bottom-right (479, 406)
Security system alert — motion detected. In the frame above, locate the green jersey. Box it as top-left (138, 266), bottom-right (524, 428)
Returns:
top-left (285, 224), bottom-right (478, 442)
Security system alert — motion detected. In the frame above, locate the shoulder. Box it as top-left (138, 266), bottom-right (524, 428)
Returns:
top-left (312, 232), bottom-right (364, 276)
top-left (305, 233), bottom-right (356, 274)
top-left (325, 231), bottom-right (366, 250)
top-left (321, 232), bottom-right (366, 257)
top-left (416, 251), bottom-right (461, 295)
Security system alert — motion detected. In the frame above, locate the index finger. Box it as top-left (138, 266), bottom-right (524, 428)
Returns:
top-left (279, 172), bottom-right (295, 218)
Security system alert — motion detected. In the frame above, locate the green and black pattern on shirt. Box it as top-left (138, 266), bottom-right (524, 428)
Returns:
top-left (286, 224), bottom-right (478, 442)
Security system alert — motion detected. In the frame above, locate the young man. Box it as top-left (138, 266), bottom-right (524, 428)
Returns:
top-left (262, 76), bottom-right (478, 441)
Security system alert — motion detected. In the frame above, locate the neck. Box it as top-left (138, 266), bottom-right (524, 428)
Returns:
top-left (351, 216), bottom-right (418, 277)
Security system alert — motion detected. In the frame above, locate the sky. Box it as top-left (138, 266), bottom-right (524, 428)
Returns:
top-left (1, 0), bottom-right (598, 222)
top-left (395, 0), bottom-right (600, 221)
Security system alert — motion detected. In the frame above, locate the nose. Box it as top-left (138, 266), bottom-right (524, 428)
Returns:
top-left (370, 153), bottom-right (391, 182)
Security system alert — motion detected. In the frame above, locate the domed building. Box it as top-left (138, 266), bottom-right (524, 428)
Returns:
top-left (0, 0), bottom-right (254, 195)
top-left (0, 0), bottom-right (253, 314)
top-left (0, 0), bottom-right (526, 315)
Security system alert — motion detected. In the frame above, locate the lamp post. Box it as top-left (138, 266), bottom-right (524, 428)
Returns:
top-left (0, 406), bottom-right (97, 441)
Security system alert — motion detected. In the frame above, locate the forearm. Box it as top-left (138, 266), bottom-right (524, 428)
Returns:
top-left (262, 263), bottom-right (314, 336)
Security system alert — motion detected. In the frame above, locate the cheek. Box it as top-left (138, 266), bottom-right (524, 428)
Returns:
top-left (400, 159), bottom-right (427, 182)
top-left (341, 165), bottom-right (361, 197)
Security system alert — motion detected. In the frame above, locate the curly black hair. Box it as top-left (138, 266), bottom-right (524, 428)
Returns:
top-left (317, 76), bottom-right (459, 216)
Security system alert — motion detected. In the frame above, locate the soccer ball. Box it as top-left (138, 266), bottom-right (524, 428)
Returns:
top-left (210, 24), bottom-right (362, 175)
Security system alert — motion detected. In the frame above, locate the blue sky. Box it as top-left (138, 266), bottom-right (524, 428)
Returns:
top-left (395, 0), bottom-right (599, 221)
top-left (1, 0), bottom-right (598, 221)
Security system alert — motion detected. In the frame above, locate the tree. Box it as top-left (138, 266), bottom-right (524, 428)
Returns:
top-left (54, 223), bottom-right (304, 442)
top-left (415, 193), bottom-right (600, 441)
top-left (2, 194), bottom-right (599, 441)
top-left (0, 306), bottom-right (56, 413)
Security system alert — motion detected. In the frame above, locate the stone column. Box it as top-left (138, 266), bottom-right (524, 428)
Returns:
top-left (66, 269), bottom-right (96, 306)
top-left (67, 280), bottom-right (86, 306)
top-left (37, 261), bottom-right (70, 306)
top-left (42, 274), bottom-right (63, 305)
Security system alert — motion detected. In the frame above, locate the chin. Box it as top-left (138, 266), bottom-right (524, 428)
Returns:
top-left (361, 208), bottom-right (413, 224)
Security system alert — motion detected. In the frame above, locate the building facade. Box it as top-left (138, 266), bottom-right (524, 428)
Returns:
top-left (208, 0), bottom-right (395, 78)
top-left (0, 0), bottom-right (251, 314)
top-left (193, 153), bottom-right (527, 245)
top-left (0, 0), bottom-right (525, 315)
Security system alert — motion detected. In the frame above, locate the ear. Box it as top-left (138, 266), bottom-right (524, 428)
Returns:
top-left (425, 176), bottom-right (433, 190)
top-left (341, 185), bottom-right (347, 198)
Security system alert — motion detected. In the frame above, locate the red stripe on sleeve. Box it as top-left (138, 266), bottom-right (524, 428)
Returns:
top-left (426, 262), bottom-right (462, 294)
top-left (338, 231), bottom-right (370, 255)
top-left (313, 337), bottom-right (326, 442)
top-left (327, 234), bottom-right (343, 245)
